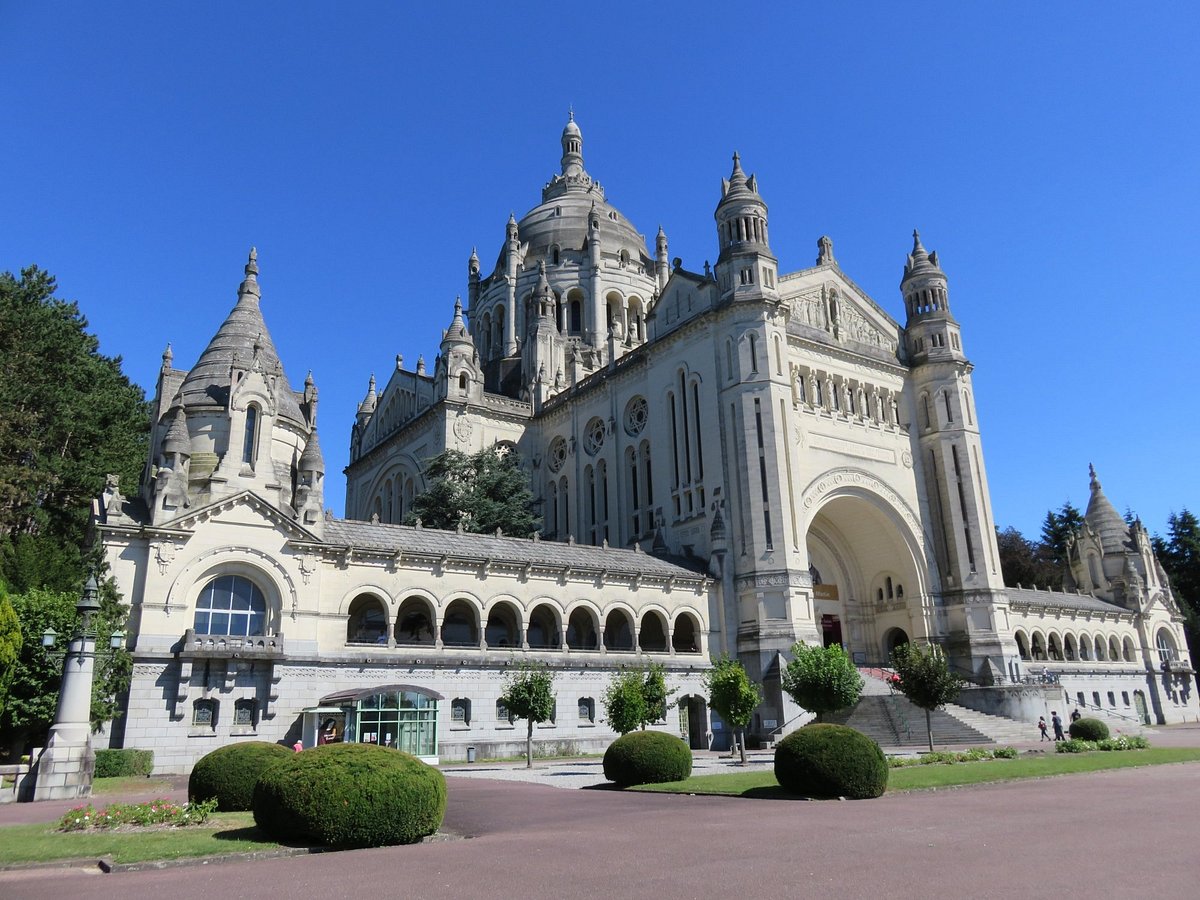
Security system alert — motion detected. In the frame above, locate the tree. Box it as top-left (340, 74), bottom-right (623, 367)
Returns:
top-left (0, 581), bottom-right (21, 720)
top-left (1039, 501), bottom-right (1084, 570)
top-left (995, 526), bottom-right (1061, 590)
top-left (703, 654), bottom-right (760, 764)
top-left (1154, 509), bottom-right (1200, 663)
top-left (780, 642), bottom-right (863, 722)
top-left (406, 447), bottom-right (539, 537)
top-left (0, 580), bottom-right (131, 757)
top-left (0, 266), bottom-right (149, 593)
top-left (889, 642), bottom-right (964, 752)
top-left (602, 662), bottom-right (678, 735)
top-left (499, 662), bottom-right (556, 768)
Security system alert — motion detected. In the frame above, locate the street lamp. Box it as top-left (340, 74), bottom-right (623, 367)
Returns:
top-left (31, 574), bottom-right (125, 801)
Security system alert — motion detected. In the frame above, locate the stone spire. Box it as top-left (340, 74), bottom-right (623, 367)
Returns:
top-left (903, 229), bottom-right (942, 282)
top-left (561, 110), bottom-right (584, 178)
top-left (161, 405), bottom-right (191, 457)
top-left (176, 248), bottom-right (304, 422)
top-left (1085, 464), bottom-right (1129, 554)
top-left (442, 296), bottom-right (470, 345)
top-left (298, 427), bottom-right (325, 475)
top-left (358, 374), bottom-right (377, 415)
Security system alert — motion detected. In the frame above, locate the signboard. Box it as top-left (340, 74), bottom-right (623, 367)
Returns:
top-left (814, 584), bottom-right (839, 602)
top-left (763, 719), bottom-right (778, 728)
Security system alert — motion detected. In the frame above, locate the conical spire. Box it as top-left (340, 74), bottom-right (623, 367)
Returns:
top-left (1085, 464), bottom-right (1129, 554)
top-left (442, 296), bottom-right (470, 344)
top-left (161, 406), bottom-right (191, 456)
top-left (358, 374), bottom-right (377, 414)
top-left (903, 229), bottom-right (942, 281)
top-left (177, 248), bottom-right (303, 421)
top-left (299, 428), bottom-right (325, 475)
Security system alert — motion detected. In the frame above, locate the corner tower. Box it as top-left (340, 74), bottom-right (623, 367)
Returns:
top-left (902, 232), bottom-right (1012, 681)
top-left (713, 153), bottom-right (780, 305)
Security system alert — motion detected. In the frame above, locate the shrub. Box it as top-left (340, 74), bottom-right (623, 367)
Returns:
top-left (1056, 739), bottom-right (1097, 753)
top-left (603, 730), bottom-right (693, 786)
top-left (1069, 717), bottom-right (1110, 741)
top-left (189, 741), bottom-right (293, 811)
top-left (992, 746), bottom-right (1018, 759)
top-left (774, 724), bottom-right (888, 799)
top-left (252, 743), bottom-right (446, 848)
top-left (94, 748), bottom-right (154, 778)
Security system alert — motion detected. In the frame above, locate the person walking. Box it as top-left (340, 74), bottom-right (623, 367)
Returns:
top-left (1070, 708), bottom-right (1082, 724)
top-left (1051, 711), bottom-right (1066, 741)
top-left (1038, 716), bottom-right (1050, 741)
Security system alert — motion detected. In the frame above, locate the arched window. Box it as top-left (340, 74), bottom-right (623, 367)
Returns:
top-left (527, 604), bottom-right (560, 650)
top-left (1063, 634), bottom-right (1077, 661)
top-left (458, 372), bottom-right (468, 392)
top-left (639, 612), bottom-right (668, 652)
top-left (1156, 629), bottom-right (1177, 665)
top-left (233, 698), bottom-right (257, 730)
top-left (1094, 636), bottom-right (1107, 661)
top-left (1123, 636), bottom-right (1136, 662)
top-left (242, 405), bottom-right (259, 467)
top-left (192, 698), bottom-right (217, 730)
top-left (1078, 636), bottom-right (1091, 661)
top-left (1109, 636), bottom-right (1121, 661)
top-left (1048, 634), bottom-right (1063, 661)
top-left (604, 610), bottom-right (634, 651)
top-left (451, 698), bottom-right (471, 725)
top-left (566, 608), bottom-right (598, 650)
top-left (347, 594), bottom-right (388, 644)
top-left (1015, 631), bottom-right (1031, 661)
top-left (748, 333), bottom-right (759, 373)
top-left (485, 602), bottom-right (519, 648)
top-left (193, 575), bottom-right (267, 637)
top-left (672, 613), bottom-right (701, 653)
top-left (441, 599), bottom-right (479, 647)
top-left (578, 697), bottom-right (595, 723)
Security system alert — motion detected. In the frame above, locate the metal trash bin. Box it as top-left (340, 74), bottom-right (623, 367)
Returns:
top-left (466, 745), bottom-right (476, 763)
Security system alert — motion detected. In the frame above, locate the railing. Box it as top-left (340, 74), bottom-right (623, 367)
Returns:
top-left (767, 710), bottom-right (811, 744)
top-left (181, 629), bottom-right (285, 659)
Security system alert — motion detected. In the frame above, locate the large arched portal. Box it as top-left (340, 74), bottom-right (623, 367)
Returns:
top-left (804, 488), bottom-right (928, 666)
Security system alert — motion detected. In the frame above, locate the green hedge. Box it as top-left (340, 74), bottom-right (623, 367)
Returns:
top-left (188, 741), bottom-right (293, 811)
top-left (94, 749), bottom-right (154, 778)
top-left (252, 743), bottom-right (446, 849)
top-left (603, 730), bottom-right (693, 787)
top-left (774, 724), bottom-right (888, 799)
top-left (1068, 717), bottom-right (1110, 741)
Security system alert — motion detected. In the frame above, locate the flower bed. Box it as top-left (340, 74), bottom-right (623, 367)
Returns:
top-left (1056, 735), bottom-right (1150, 754)
top-left (888, 746), bottom-right (1018, 767)
top-left (58, 797), bottom-right (217, 831)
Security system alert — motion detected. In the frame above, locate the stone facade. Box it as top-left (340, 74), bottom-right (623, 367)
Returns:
top-left (97, 119), bottom-right (1197, 773)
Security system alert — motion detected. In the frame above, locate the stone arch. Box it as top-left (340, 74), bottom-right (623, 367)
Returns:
top-left (483, 599), bottom-right (521, 649)
top-left (1123, 636), bottom-right (1136, 662)
top-left (1094, 635), bottom-right (1107, 661)
top-left (1063, 633), bottom-right (1078, 661)
top-left (1109, 635), bottom-right (1121, 662)
top-left (167, 546), bottom-right (296, 635)
top-left (1030, 630), bottom-right (1047, 661)
top-left (566, 607), bottom-right (599, 650)
top-left (527, 601), bottom-right (562, 650)
top-left (671, 610), bottom-right (702, 654)
top-left (1047, 632), bottom-right (1064, 662)
top-left (1077, 632), bottom-right (1092, 661)
top-left (395, 594), bottom-right (437, 645)
top-left (638, 609), bottom-right (669, 652)
top-left (1015, 630), bottom-right (1031, 661)
top-left (604, 608), bottom-right (635, 651)
top-left (347, 593), bottom-right (389, 644)
top-left (882, 627), bottom-right (910, 658)
top-left (441, 597), bottom-right (480, 647)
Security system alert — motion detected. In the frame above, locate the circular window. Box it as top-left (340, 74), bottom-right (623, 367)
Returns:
top-left (584, 417), bottom-right (605, 456)
top-left (548, 436), bottom-right (567, 473)
top-left (624, 396), bottom-right (648, 436)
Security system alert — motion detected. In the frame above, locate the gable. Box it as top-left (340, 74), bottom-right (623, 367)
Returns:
top-left (652, 270), bottom-right (717, 337)
top-left (782, 269), bottom-right (901, 357)
top-left (156, 490), bottom-right (321, 543)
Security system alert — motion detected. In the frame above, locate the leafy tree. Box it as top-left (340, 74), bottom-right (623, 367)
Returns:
top-left (0, 580), bottom-right (131, 756)
top-left (889, 642), bottom-right (964, 752)
top-left (602, 662), bottom-right (677, 735)
top-left (995, 526), bottom-right (1060, 590)
top-left (499, 662), bottom-right (556, 768)
top-left (0, 266), bottom-right (149, 593)
top-left (0, 581), bottom-right (21, 720)
top-left (780, 642), bottom-right (863, 722)
top-left (1039, 501), bottom-right (1084, 569)
top-left (1154, 509), bottom-right (1200, 663)
top-left (406, 447), bottom-right (539, 537)
top-left (703, 654), bottom-right (760, 765)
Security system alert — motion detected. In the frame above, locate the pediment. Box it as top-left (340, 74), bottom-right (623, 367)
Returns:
top-left (782, 270), bottom-right (901, 355)
top-left (654, 270), bottom-right (717, 332)
top-left (155, 490), bottom-right (321, 542)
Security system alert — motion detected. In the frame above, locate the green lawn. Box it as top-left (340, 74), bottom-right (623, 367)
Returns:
top-left (632, 748), bottom-right (1200, 798)
top-left (0, 812), bottom-right (286, 866)
top-left (91, 775), bottom-right (178, 796)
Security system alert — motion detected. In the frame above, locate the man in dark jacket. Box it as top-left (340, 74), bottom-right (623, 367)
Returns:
top-left (1051, 711), bottom-right (1066, 741)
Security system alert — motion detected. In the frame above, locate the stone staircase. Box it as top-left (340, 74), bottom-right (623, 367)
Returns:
top-left (820, 669), bottom-right (1035, 749)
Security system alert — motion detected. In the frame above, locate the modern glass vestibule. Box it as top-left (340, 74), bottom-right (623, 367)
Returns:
top-left (302, 684), bottom-right (442, 763)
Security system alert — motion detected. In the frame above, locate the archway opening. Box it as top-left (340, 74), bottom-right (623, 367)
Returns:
top-left (672, 613), bottom-right (701, 653)
top-left (566, 609), bottom-right (598, 650)
top-left (347, 594), bottom-right (388, 645)
top-left (440, 599), bottom-right (479, 647)
top-left (527, 604), bottom-right (561, 650)
top-left (604, 610), bottom-right (634, 652)
top-left (395, 596), bottom-right (436, 645)
top-left (639, 612), bottom-right (668, 653)
top-left (484, 602), bottom-right (520, 649)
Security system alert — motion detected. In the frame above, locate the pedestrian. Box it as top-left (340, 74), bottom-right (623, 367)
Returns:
top-left (1070, 708), bottom-right (1082, 723)
top-left (1051, 711), bottom-right (1065, 741)
top-left (1038, 716), bottom-right (1050, 741)
top-left (292, 739), bottom-right (304, 752)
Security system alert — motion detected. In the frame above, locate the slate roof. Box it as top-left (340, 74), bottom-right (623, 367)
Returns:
top-left (1006, 587), bottom-right (1131, 616)
top-left (322, 519), bottom-right (708, 579)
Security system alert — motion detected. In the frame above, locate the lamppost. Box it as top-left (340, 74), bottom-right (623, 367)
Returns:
top-left (30, 575), bottom-right (124, 801)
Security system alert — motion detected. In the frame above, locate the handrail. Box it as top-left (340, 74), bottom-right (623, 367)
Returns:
top-left (1066, 697), bottom-right (1146, 726)
top-left (767, 710), bottom-right (810, 741)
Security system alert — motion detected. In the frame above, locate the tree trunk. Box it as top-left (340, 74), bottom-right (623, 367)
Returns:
top-left (526, 718), bottom-right (534, 768)
top-left (926, 708), bottom-right (934, 754)
top-left (738, 728), bottom-right (747, 765)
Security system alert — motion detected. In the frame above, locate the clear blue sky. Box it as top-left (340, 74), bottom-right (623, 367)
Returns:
top-left (2, 2), bottom-right (1196, 540)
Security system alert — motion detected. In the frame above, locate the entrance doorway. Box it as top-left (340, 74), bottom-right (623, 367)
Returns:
top-left (1133, 691), bottom-right (1150, 725)
top-left (679, 695), bottom-right (710, 750)
top-left (821, 614), bottom-right (843, 649)
top-left (884, 627), bottom-right (910, 658)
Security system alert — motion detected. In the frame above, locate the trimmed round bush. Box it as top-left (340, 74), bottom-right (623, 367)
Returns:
top-left (252, 743), bottom-right (446, 848)
top-left (603, 730), bottom-right (693, 786)
top-left (189, 741), bottom-right (293, 811)
top-left (1069, 717), bottom-right (1110, 741)
top-left (774, 724), bottom-right (888, 799)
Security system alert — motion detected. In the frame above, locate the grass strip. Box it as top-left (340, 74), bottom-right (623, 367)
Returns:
top-left (91, 776), bottom-right (178, 796)
top-left (631, 748), bottom-right (1200, 798)
top-left (0, 812), bottom-right (284, 866)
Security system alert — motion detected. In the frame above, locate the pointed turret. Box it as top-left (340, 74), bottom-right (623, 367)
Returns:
top-left (176, 248), bottom-right (304, 422)
top-left (467, 246), bottom-right (481, 307)
top-left (161, 406), bottom-right (191, 458)
top-left (441, 296), bottom-right (470, 348)
top-left (1085, 464), bottom-right (1129, 554)
top-left (357, 374), bottom-right (377, 425)
top-left (713, 152), bottom-right (777, 301)
top-left (655, 225), bottom-right (670, 290)
top-left (901, 229), bottom-right (963, 363)
top-left (561, 110), bottom-right (584, 178)
top-left (299, 427), bottom-right (325, 476)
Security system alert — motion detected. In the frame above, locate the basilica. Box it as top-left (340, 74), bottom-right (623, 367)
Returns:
top-left (94, 118), bottom-right (1197, 772)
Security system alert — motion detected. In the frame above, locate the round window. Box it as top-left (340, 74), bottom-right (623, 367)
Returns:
top-left (624, 396), bottom-right (648, 436)
top-left (584, 417), bottom-right (605, 456)
top-left (548, 436), bottom-right (567, 473)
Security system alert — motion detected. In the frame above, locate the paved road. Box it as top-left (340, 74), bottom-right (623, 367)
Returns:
top-left (4, 759), bottom-right (1199, 899)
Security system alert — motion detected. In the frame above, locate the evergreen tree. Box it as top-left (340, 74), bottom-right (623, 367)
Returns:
top-left (889, 642), bottom-right (964, 753)
top-left (996, 526), bottom-right (1059, 589)
top-left (0, 266), bottom-right (149, 593)
top-left (1154, 510), bottom-right (1200, 662)
top-left (0, 581), bottom-right (21, 720)
top-left (703, 654), bottom-right (760, 765)
top-left (1040, 501), bottom-right (1083, 569)
top-left (499, 662), bottom-right (556, 768)
top-left (406, 447), bottom-right (539, 537)
top-left (780, 642), bottom-right (863, 722)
